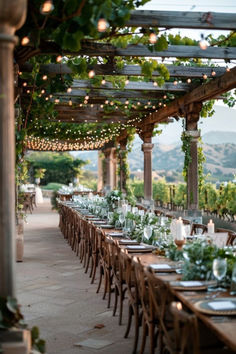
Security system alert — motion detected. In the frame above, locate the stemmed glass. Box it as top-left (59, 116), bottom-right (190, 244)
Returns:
top-left (143, 225), bottom-right (153, 242)
top-left (119, 213), bottom-right (125, 229)
top-left (212, 258), bottom-right (227, 292)
top-left (108, 212), bottom-right (114, 224)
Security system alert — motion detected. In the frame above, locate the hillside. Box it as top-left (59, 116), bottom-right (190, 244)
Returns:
top-left (71, 132), bottom-right (236, 182)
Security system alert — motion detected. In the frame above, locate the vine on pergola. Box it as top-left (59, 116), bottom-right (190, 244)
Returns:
top-left (15, 1), bottom-right (236, 159)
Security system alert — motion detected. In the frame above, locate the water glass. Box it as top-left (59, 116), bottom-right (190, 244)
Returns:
top-left (143, 225), bottom-right (153, 241)
top-left (212, 258), bottom-right (227, 291)
top-left (230, 263), bottom-right (236, 295)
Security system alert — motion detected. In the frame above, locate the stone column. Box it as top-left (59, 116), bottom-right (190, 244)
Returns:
top-left (185, 103), bottom-right (202, 210)
top-left (141, 141), bottom-right (154, 202)
top-left (0, 0), bottom-right (27, 297)
top-left (118, 137), bottom-right (128, 193)
top-left (103, 147), bottom-right (116, 192)
top-left (97, 151), bottom-right (103, 192)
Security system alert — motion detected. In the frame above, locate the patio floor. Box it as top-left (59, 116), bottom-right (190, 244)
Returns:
top-left (16, 199), bottom-right (144, 354)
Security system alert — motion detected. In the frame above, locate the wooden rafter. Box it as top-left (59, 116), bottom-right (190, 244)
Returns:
top-left (20, 63), bottom-right (226, 78)
top-left (38, 42), bottom-right (236, 60)
top-left (142, 66), bottom-right (236, 126)
top-left (127, 10), bottom-right (236, 30)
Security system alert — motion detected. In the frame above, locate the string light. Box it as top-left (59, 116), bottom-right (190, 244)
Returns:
top-left (125, 100), bottom-right (129, 105)
top-left (101, 77), bottom-right (106, 85)
top-left (173, 79), bottom-right (177, 85)
top-left (199, 33), bottom-right (208, 50)
top-left (187, 78), bottom-right (191, 83)
top-left (105, 100), bottom-right (109, 104)
top-left (88, 70), bottom-right (95, 78)
top-left (42, 75), bottom-right (47, 80)
top-left (91, 104), bottom-right (94, 107)
top-left (148, 101), bottom-right (151, 105)
top-left (149, 32), bottom-right (157, 44)
top-left (69, 98), bottom-right (72, 106)
top-left (202, 73), bottom-right (208, 80)
top-left (137, 101), bottom-right (141, 106)
top-left (84, 100), bottom-right (88, 104)
top-left (153, 81), bottom-right (158, 87)
top-left (67, 87), bottom-right (72, 93)
top-left (40, 0), bottom-right (54, 14)
top-left (226, 66), bottom-right (230, 72)
top-left (97, 18), bottom-right (108, 32)
top-left (27, 90), bottom-right (30, 94)
top-left (56, 55), bottom-right (62, 63)
top-left (163, 95), bottom-right (167, 99)
top-left (41, 89), bottom-right (45, 94)
top-left (125, 76), bottom-right (130, 85)
top-left (21, 36), bottom-right (30, 46)
top-left (211, 69), bottom-right (216, 76)
top-left (23, 82), bottom-right (27, 87)
top-left (85, 95), bottom-right (89, 100)
top-left (100, 104), bottom-right (104, 108)
top-left (55, 97), bottom-right (60, 104)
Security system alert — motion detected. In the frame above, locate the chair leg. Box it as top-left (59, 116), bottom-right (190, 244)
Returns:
top-left (149, 323), bottom-right (155, 354)
top-left (96, 266), bottom-right (103, 293)
top-left (91, 255), bottom-right (97, 284)
top-left (140, 320), bottom-right (147, 354)
top-left (113, 286), bottom-right (118, 316)
top-left (133, 307), bottom-right (140, 354)
top-left (124, 304), bottom-right (133, 338)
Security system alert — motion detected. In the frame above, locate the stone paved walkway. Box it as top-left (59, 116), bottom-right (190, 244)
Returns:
top-left (16, 199), bottom-right (143, 354)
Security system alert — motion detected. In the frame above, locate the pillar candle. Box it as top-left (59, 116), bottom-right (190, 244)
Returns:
top-left (207, 219), bottom-right (215, 234)
top-left (176, 217), bottom-right (184, 240)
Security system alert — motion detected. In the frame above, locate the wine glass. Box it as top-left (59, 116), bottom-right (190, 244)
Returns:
top-left (119, 213), bottom-right (125, 228)
top-left (108, 212), bottom-right (114, 224)
top-left (143, 225), bottom-right (153, 242)
top-left (212, 258), bottom-right (227, 291)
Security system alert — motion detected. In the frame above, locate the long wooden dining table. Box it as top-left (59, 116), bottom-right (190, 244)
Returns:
top-left (59, 202), bottom-right (236, 352)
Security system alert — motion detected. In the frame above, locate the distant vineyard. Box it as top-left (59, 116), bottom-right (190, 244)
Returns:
top-left (131, 179), bottom-right (236, 222)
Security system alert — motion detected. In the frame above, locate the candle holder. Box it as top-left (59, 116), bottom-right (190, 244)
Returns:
top-left (175, 239), bottom-right (185, 250)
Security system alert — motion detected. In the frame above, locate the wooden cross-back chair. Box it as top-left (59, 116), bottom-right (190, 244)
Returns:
top-left (191, 223), bottom-right (207, 235)
top-left (215, 228), bottom-right (236, 246)
top-left (123, 252), bottom-right (142, 354)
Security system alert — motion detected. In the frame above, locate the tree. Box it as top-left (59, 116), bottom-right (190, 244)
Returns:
top-left (27, 152), bottom-right (88, 185)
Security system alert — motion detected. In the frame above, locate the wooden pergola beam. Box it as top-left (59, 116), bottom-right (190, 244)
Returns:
top-left (39, 42), bottom-right (236, 60)
top-left (127, 10), bottom-right (236, 30)
top-left (56, 89), bottom-right (174, 99)
top-left (20, 63), bottom-right (226, 78)
top-left (72, 80), bottom-right (190, 92)
top-left (143, 66), bottom-right (236, 125)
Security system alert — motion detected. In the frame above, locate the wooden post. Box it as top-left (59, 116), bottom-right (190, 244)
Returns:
top-left (97, 151), bottom-right (104, 192)
top-left (185, 103), bottom-right (202, 211)
top-left (139, 126), bottom-right (154, 203)
top-left (0, 0), bottom-right (27, 297)
top-left (103, 146), bottom-right (116, 192)
top-left (118, 137), bottom-right (128, 193)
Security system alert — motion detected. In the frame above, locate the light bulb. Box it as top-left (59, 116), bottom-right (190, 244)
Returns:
top-left (42, 75), bottom-right (47, 80)
top-left (125, 105), bottom-right (128, 109)
top-left (40, 0), bottom-right (54, 14)
top-left (45, 97), bottom-right (49, 101)
top-left (149, 32), bottom-right (157, 44)
top-left (67, 87), bottom-right (72, 93)
top-left (55, 97), bottom-right (60, 103)
top-left (21, 36), bottom-right (30, 46)
top-left (125, 100), bottom-right (129, 105)
top-left (187, 78), bottom-right (191, 83)
top-left (211, 69), bottom-right (216, 76)
top-left (199, 34), bottom-right (208, 50)
top-left (159, 102), bottom-right (162, 106)
top-left (100, 104), bottom-right (104, 108)
top-left (202, 73), bottom-right (207, 80)
top-left (226, 66), bottom-right (230, 72)
top-left (23, 82), bottom-right (27, 87)
top-left (41, 89), bottom-right (45, 94)
top-left (125, 77), bottom-right (130, 85)
top-left (84, 100), bottom-right (88, 104)
top-left (88, 70), bottom-right (95, 78)
top-left (97, 18), bottom-right (108, 32)
top-left (85, 95), bottom-right (89, 100)
top-left (153, 81), bottom-right (158, 87)
top-left (173, 80), bottom-right (177, 85)
top-left (105, 100), bottom-right (109, 104)
top-left (163, 95), bottom-right (167, 99)
top-left (56, 55), bottom-right (62, 62)
top-left (110, 101), bottom-right (114, 106)
top-left (137, 101), bottom-right (141, 106)
top-left (69, 99), bottom-right (72, 106)
top-left (101, 77), bottom-right (106, 85)
top-left (148, 101), bottom-right (151, 105)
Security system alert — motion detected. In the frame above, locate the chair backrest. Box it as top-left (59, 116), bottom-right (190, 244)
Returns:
top-left (191, 223), bottom-right (207, 235)
top-left (169, 301), bottom-right (200, 354)
top-left (122, 252), bottom-right (138, 305)
top-left (215, 228), bottom-right (236, 246)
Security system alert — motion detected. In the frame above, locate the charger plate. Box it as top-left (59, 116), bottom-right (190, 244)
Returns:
top-left (170, 280), bottom-right (212, 291)
top-left (126, 245), bottom-right (153, 253)
top-left (119, 239), bottom-right (140, 245)
top-left (194, 298), bottom-right (236, 315)
top-left (149, 263), bottom-right (177, 273)
top-left (100, 225), bottom-right (114, 229)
